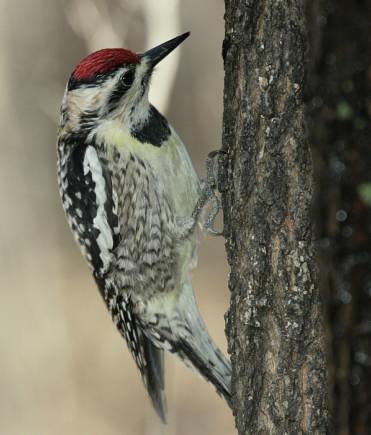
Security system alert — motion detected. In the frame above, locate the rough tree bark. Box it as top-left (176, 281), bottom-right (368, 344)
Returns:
top-left (220, 1), bottom-right (329, 433)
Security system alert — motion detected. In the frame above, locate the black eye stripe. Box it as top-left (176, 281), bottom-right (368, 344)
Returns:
top-left (106, 68), bottom-right (136, 113)
top-left (68, 69), bottom-right (118, 91)
top-left (68, 64), bottom-right (136, 91)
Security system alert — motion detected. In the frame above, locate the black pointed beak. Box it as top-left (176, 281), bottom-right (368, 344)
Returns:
top-left (141, 32), bottom-right (190, 68)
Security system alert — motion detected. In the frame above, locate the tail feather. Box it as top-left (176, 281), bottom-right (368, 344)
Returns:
top-left (135, 282), bottom-right (232, 413)
top-left (145, 286), bottom-right (232, 406)
top-left (176, 284), bottom-right (232, 405)
top-left (176, 336), bottom-right (232, 406)
top-left (140, 333), bottom-right (167, 422)
top-left (107, 289), bottom-right (167, 422)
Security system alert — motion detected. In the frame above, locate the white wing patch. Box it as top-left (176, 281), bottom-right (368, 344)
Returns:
top-left (83, 145), bottom-right (113, 273)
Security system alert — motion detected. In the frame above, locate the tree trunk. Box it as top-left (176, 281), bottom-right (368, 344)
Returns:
top-left (220, 1), bottom-right (329, 433)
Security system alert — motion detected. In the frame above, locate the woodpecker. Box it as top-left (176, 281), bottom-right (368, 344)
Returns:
top-left (57, 32), bottom-right (231, 421)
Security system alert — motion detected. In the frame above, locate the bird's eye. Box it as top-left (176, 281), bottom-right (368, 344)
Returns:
top-left (120, 70), bottom-right (135, 87)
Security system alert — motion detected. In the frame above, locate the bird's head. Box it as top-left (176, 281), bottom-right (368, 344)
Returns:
top-left (61, 32), bottom-right (190, 136)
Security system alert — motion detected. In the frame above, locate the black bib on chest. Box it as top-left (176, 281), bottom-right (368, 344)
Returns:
top-left (131, 105), bottom-right (171, 147)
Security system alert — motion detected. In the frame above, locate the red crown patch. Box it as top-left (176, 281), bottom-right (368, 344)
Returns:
top-left (73, 48), bottom-right (140, 80)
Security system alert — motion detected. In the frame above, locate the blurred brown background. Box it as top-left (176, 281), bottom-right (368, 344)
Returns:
top-left (0, 1), bottom-right (235, 434)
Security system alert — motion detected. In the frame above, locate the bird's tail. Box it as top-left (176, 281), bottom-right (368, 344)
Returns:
top-left (142, 282), bottom-right (232, 407)
top-left (175, 332), bottom-right (232, 405)
top-left (138, 330), bottom-right (167, 422)
top-left (171, 284), bottom-right (232, 405)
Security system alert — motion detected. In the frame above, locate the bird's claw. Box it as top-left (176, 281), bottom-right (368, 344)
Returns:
top-left (189, 150), bottom-right (226, 237)
top-left (203, 192), bottom-right (223, 237)
top-left (206, 150), bottom-right (228, 193)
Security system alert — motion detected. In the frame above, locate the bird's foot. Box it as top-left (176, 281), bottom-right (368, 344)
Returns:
top-left (177, 150), bottom-right (226, 239)
top-left (192, 150), bottom-right (226, 237)
top-left (202, 190), bottom-right (223, 236)
top-left (206, 150), bottom-right (228, 193)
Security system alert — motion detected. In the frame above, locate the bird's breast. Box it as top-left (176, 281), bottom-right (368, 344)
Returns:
top-left (93, 120), bottom-right (201, 218)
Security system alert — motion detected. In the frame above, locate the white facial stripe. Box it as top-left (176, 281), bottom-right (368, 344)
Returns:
top-left (83, 146), bottom-right (113, 273)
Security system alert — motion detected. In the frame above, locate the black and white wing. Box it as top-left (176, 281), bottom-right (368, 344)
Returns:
top-left (58, 141), bottom-right (166, 420)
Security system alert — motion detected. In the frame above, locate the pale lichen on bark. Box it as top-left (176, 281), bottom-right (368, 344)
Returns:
top-left (221, 1), bottom-right (330, 434)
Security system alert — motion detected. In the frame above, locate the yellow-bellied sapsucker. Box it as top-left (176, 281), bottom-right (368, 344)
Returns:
top-left (57, 32), bottom-right (231, 421)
